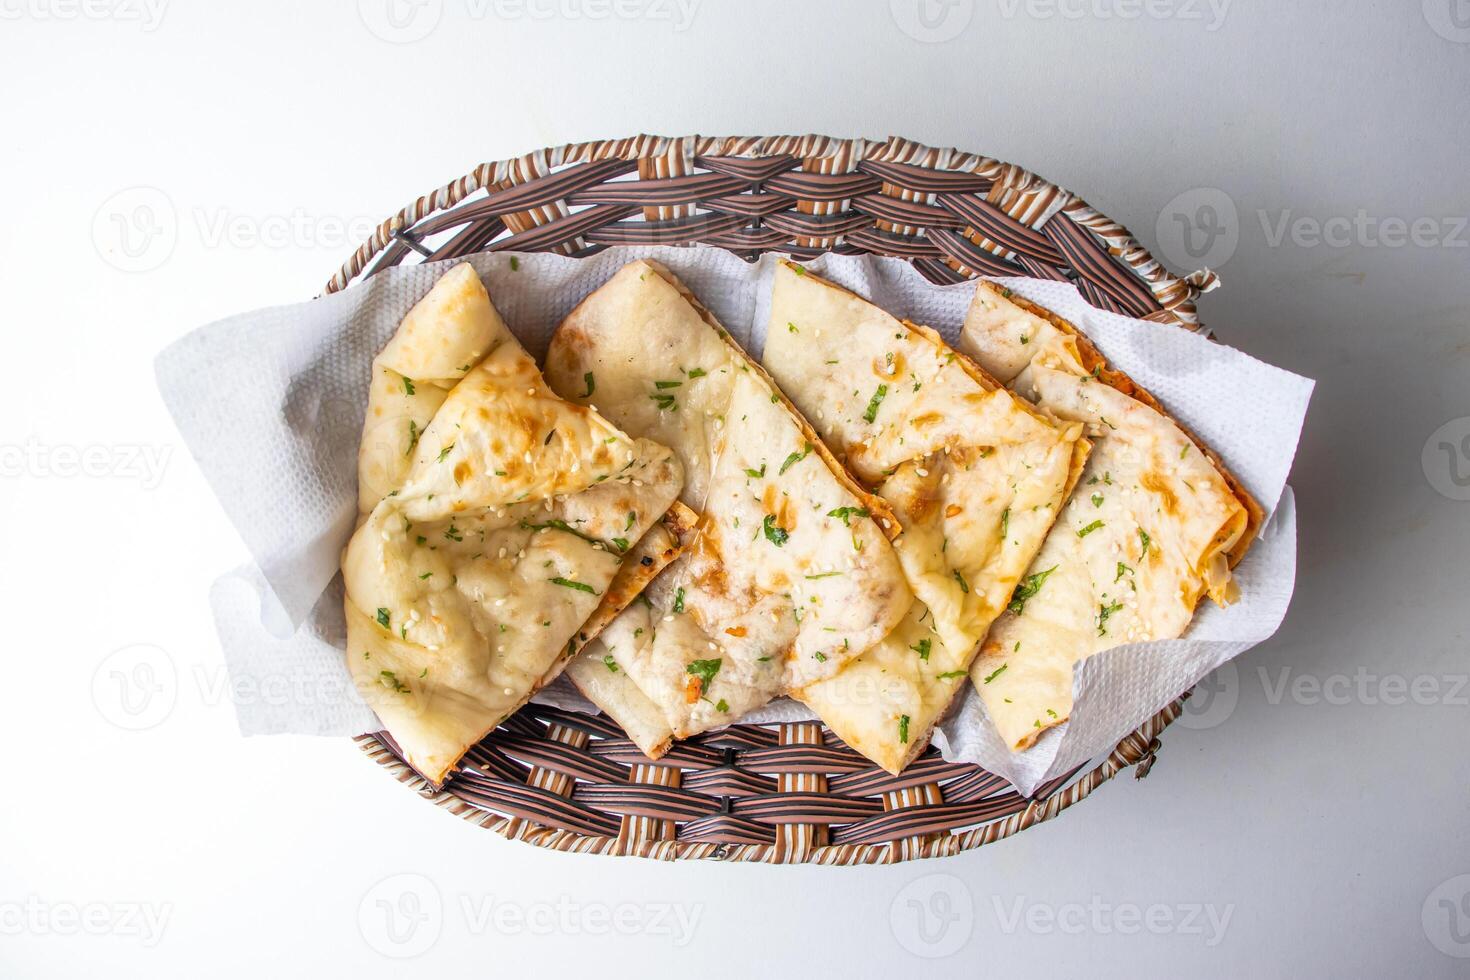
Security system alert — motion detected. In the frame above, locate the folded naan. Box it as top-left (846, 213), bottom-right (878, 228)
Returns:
top-left (544, 259), bottom-right (911, 740)
top-left (959, 282), bottom-right (1262, 750)
top-left (342, 263), bottom-right (685, 784)
top-left (761, 262), bottom-right (1087, 772)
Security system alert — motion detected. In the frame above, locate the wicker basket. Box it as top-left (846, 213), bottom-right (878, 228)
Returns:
top-left (329, 134), bottom-right (1212, 864)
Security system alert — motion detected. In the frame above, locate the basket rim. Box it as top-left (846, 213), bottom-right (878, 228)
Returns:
top-left (321, 132), bottom-right (1220, 325)
top-left (332, 133), bottom-right (1207, 864)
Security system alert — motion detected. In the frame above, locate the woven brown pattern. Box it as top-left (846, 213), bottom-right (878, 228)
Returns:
top-left (330, 134), bottom-right (1209, 863)
top-left (357, 697), bottom-right (1183, 864)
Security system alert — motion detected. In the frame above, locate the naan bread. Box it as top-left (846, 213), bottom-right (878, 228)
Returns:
top-left (761, 262), bottom-right (1086, 772)
top-left (959, 282), bottom-right (1260, 750)
top-left (342, 263), bottom-right (684, 784)
top-left (545, 259), bottom-right (911, 740)
top-left (563, 502), bottom-right (697, 759)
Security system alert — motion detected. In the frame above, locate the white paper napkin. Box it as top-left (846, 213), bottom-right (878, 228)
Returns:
top-left (157, 246), bottom-right (1312, 794)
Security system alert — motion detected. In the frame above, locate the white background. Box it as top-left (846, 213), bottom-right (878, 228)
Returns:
top-left (3, 0), bottom-right (1468, 976)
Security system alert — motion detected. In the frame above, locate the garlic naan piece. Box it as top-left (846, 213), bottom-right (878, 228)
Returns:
top-left (761, 261), bottom-right (1085, 772)
top-left (545, 259), bottom-right (911, 740)
top-left (960, 282), bottom-right (1258, 750)
top-left (342, 262), bottom-right (684, 784)
top-left (563, 503), bottom-right (697, 759)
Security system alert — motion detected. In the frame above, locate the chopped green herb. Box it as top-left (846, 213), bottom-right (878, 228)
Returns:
top-left (401, 376), bottom-right (416, 396)
top-left (937, 670), bottom-right (968, 680)
top-left (405, 420), bottom-right (420, 456)
top-left (686, 658), bottom-right (721, 696)
top-left (654, 379), bottom-right (683, 389)
top-left (953, 569), bottom-right (970, 594)
top-left (437, 443), bottom-right (455, 463)
top-left (898, 714), bottom-right (910, 743)
top-left (379, 670), bottom-right (409, 694)
top-left (911, 638), bottom-right (932, 661)
top-left (1077, 519), bottom-right (1105, 538)
top-left (549, 577), bottom-right (600, 595)
top-left (715, 698), bottom-right (729, 712)
top-left (814, 651), bottom-right (827, 662)
top-left (376, 607), bottom-right (390, 629)
top-left (509, 256), bottom-right (520, 271)
top-left (1115, 562), bottom-right (1133, 583)
top-left (1097, 600), bottom-right (1124, 635)
top-left (804, 571), bottom-right (843, 580)
top-left (1091, 493), bottom-right (1104, 507)
top-left (1007, 566), bottom-right (1058, 616)
top-left (672, 588), bottom-right (686, 614)
top-left (779, 442), bottom-right (814, 475)
top-left (626, 511), bottom-right (636, 531)
top-left (787, 322), bottom-right (799, 334)
top-left (1000, 507), bottom-right (1010, 538)
top-left (686, 367), bottom-right (707, 379)
top-left (826, 506), bottom-right (870, 527)
top-left (982, 664), bottom-right (1008, 684)
top-left (744, 463), bottom-right (767, 479)
top-left (581, 372), bottom-right (595, 398)
top-left (443, 525), bottom-right (463, 542)
top-left (791, 264), bottom-right (806, 276)
top-left (418, 571), bottom-right (432, 580)
top-left (602, 655), bottom-right (619, 673)
top-left (1180, 444), bottom-right (1190, 459)
top-left (1138, 528), bottom-right (1152, 555)
top-left (862, 384), bottom-right (889, 424)
top-left (612, 537), bottom-right (629, 552)
top-left (649, 393), bottom-right (677, 411)
top-left (762, 515), bottom-right (789, 547)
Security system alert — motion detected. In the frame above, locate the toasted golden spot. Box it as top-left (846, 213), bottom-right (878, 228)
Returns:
top-left (761, 484), bottom-right (778, 512)
top-left (372, 406), bottom-right (383, 417)
top-left (1140, 469), bottom-right (1180, 517)
top-left (909, 411), bottom-right (943, 430)
top-left (452, 460), bottom-right (472, 486)
top-left (477, 407), bottom-right (490, 420)
top-left (892, 472), bottom-right (941, 524)
top-left (592, 444), bottom-right (612, 468)
top-left (945, 504), bottom-right (964, 518)
top-left (873, 351), bottom-right (906, 379)
top-left (725, 626), bottom-right (747, 638)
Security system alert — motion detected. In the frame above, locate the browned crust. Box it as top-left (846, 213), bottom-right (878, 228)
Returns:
top-left (562, 502), bottom-right (697, 763)
top-left (566, 500), bottom-right (699, 660)
top-left (975, 281), bottom-right (1264, 566)
top-left (646, 260), bottom-right (903, 542)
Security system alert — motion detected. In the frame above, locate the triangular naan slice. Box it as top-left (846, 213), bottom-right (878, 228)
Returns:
top-left (761, 261), bottom-right (1086, 771)
top-left (545, 259), bottom-right (911, 740)
top-left (355, 263), bottom-right (504, 512)
top-left (342, 263), bottom-right (684, 784)
top-left (562, 502), bottom-right (697, 759)
top-left (959, 282), bottom-right (1261, 750)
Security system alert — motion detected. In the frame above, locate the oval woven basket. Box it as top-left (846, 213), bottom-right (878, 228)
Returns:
top-left (330, 134), bottom-right (1212, 864)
